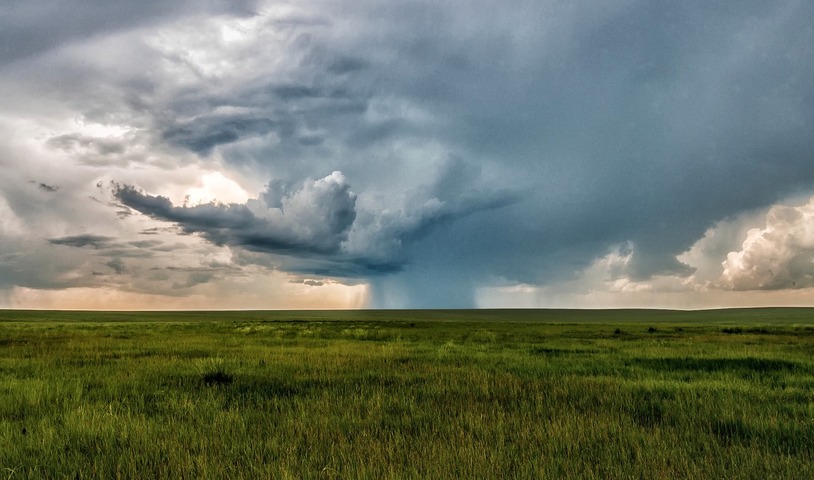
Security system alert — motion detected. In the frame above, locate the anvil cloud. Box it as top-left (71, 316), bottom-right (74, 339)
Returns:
top-left (1, 0), bottom-right (814, 309)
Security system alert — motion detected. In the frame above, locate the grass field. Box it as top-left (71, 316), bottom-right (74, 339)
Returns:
top-left (1, 308), bottom-right (813, 479)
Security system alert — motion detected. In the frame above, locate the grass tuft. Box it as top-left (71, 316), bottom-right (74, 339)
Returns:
top-left (197, 357), bottom-right (234, 386)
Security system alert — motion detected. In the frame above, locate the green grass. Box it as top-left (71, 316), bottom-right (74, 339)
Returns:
top-left (1, 308), bottom-right (813, 478)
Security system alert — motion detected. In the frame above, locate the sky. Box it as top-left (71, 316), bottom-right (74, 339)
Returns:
top-left (1, 0), bottom-right (814, 310)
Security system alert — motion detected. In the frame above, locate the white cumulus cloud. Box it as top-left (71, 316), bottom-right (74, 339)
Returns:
top-left (721, 197), bottom-right (814, 290)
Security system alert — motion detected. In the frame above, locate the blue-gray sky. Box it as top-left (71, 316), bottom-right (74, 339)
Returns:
top-left (2, 0), bottom-right (814, 309)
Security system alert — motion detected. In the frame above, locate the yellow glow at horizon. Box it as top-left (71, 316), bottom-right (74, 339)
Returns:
top-left (8, 280), bottom-right (370, 311)
top-left (476, 283), bottom-right (814, 310)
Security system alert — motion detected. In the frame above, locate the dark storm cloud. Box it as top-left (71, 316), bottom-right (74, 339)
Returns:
top-left (114, 186), bottom-right (258, 236)
top-left (113, 168), bottom-right (516, 277)
top-left (105, 258), bottom-right (126, 274)
top-left (48, 234), bottom-right (116, 249)
top-left (225, 0), bottom-right (810, 305)
top-left (162, 115), bottom-right (277, 156)
top-left (327, 57), bottom-right (368, 75)
top-left (145, 79), bottom-right (371, 167)
top-left (117, 0), bottom-right (813, 303)
top-left (113, 172), bottom-right (357, 256)
top-left (338, 0), bottom-right (814, 292)
top-left (4, 0), bottom-right (814, 308)
top-left (0, 0), bottom-right (257, 66)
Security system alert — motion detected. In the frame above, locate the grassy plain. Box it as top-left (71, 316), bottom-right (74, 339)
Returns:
top-left (1, 308), bottom-right (813, 479)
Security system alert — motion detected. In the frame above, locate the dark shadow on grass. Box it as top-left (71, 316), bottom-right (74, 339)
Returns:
top-left (630, 357), bottom-right (802, 373)
top-left (202, 370), bottom-right (233, 386)
top-left (710, 418), bottom-right (814, 454)
top-left (625, 388), bottom-right (675, 428)
top-left (529, 347), bottom-right (600, 356)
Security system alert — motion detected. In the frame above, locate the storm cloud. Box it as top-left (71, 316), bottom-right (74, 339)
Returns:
top-left (114, 169), bottom-right (515, 277)
top-left (114, 172), bottom-right (357, 255)
top-left (1, 0), bottom-right (814, 308)
top-left (48, 234), bottom-right (116, 249)
top-left (0, 0), bottom-right (257, 65)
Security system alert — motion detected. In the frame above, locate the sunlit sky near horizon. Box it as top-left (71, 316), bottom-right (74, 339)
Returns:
top-left (2, 0), bottom-right (814, 309)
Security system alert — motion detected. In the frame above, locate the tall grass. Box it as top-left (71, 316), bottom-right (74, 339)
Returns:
top-left (1, 309), bottom-right (812, 478)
